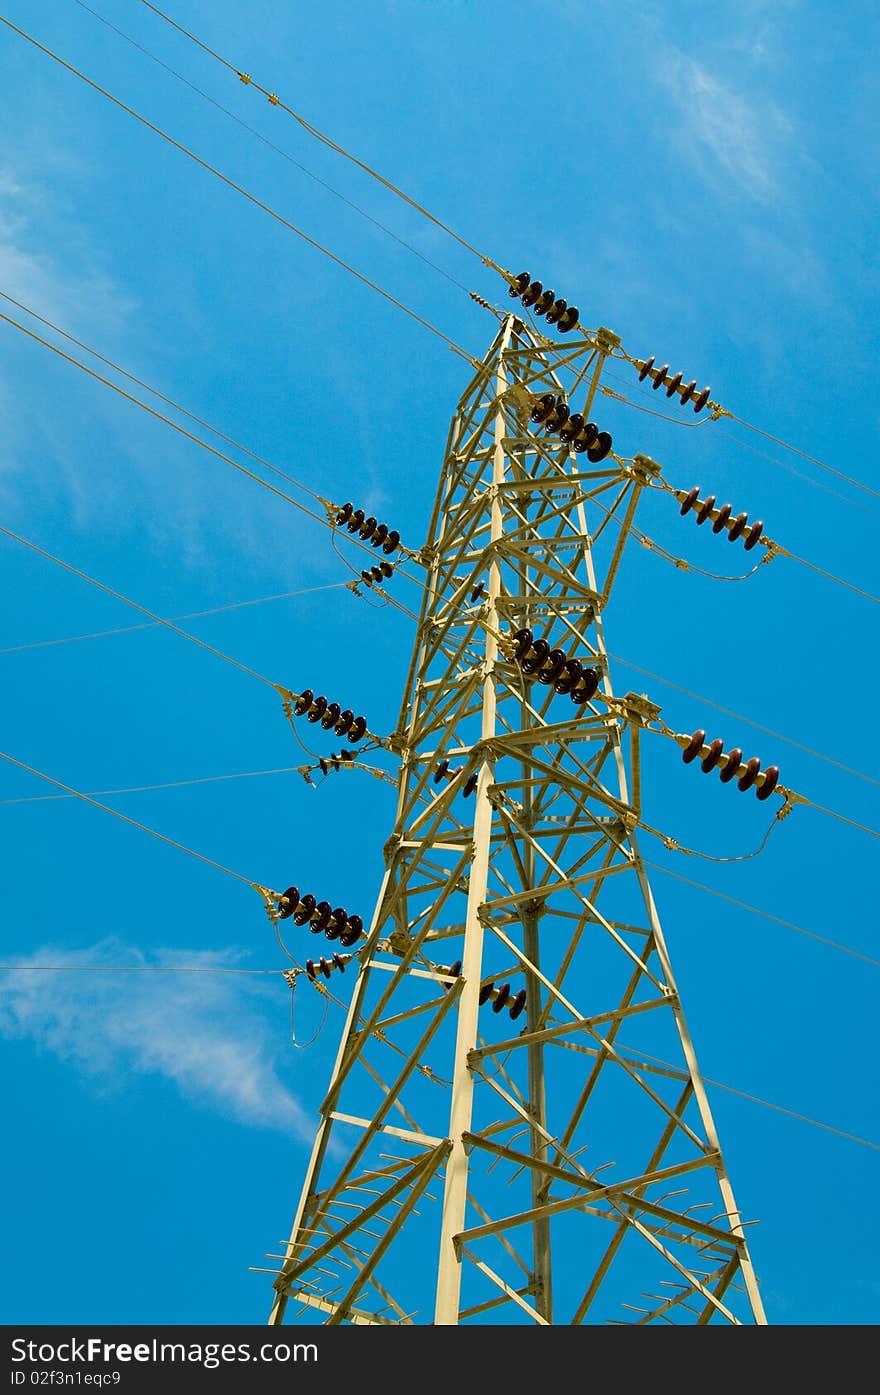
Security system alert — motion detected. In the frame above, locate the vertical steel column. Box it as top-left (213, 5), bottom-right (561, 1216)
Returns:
top-left (434, 318), bottom-right (513, 1324)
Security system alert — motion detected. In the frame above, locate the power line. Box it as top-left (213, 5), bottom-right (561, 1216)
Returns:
top-left (0, 764), bottom-right (306, 806)
top-left (607, 650), bottom-right (880, 792)
top-left (0, 582), bottom-right (351, 657)
top-left (136, 0), bottom-right (504, 278)
top-left (0, 15), bottom-right (479, 368)
top-left (0, 522), bottom-right (287, 694)
top-left (0, 303), bottom-right (422, 622)
top-left (0, 748), bottom-right (271, 892)
top-left (643, 858), bottom-right (880, 971)
top-left (72, 0), bottom-right (472, 296)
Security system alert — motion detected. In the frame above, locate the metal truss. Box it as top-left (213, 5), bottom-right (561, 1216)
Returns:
top-left (264, 315), bottom-right (766, 1326)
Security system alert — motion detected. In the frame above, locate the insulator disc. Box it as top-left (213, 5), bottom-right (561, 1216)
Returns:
top-left (693, 386), bottom-right (711, 413)
top-left (558, 306), bottom-right (579, 332)
top-left (712, 503), bottom-right (732, 533)
top-left (512, 627), bottom-right (534, 660)
top-left (530, 392), bottom-right (556, 424)
top-left (335, 708), bottom-right (354, 737)
top-left (545, 298), bottom-right (567, 325)
top-left (348, 508), bottom-right (365, 533)
top-left (744, 520), bottom-right (764, 551)
top-left (382, 529), bottom-right (401, 555)
top-left (696, 494), bottom-right (716, 525)
top-left (492, 983), bottom-right (511, 1013)
top-left (325, 908), bottom-right (348, 941)
top-left (737, 756), bottom-right (761, 792)
top-left (305, 959), bottom-right (316, 979)
top-left (538, 648), bottom-right (568, 685)
top-left (728, 512), bottom-right (748, 542)
top-left (638, 356), bottom-right (655, 382)
top-left (666, 371), bottom-right (683, 397)
top-left (336, 502), bottom-right (353, 524)
top-left (521, 280), bottom-right (543, 308)
top-left (339, 914), bottom-right (363, 947)
top-left (510, 271), bottom-right (530, 298)
top-left (348, 716), bottom-right (367, 743)
top-left (587, 431), bottom-right (613, 463)
top-left (652, 364), bottom-right (669, 390)
top-left (319, 958), bottom-right (331, 978)
top-left (701, 738), bottom-right (724, 773)
top-left (360, 516), bottom-right (377, 539)
top-left (321, 701), bottom-right (342, 730)
top-left (719, 748), bottom-right (743, 783)
top-left (371, 523), bottom-right (388, 548)
top-left (571, 668), bottom-right (600, 705)
top-left (293, 893), bottom-right (317, 926)
top-left (307, 695), bottom-right (328, 724)
top-left (756, 766), bottom-right (780, 801)
top-left (278, 886), bottom-right (299, 920)
top-left (332, 953), bottom-right (346, 973)
top-left (680, 380), bottom-right (697, 404)
top-left (682, 730), bottom-right (706, 763)
top-left (463, 773), bottom-right (478, 797)
top-left (534, 289), bottom-right (555, 316)
top-left (680, 486), bottom-right (700, 516)
top-left (521, 638), bottom-right (549, 675)
top-left (293, 688), bottom-right (314, 717)
top-left (555, 658), bottom-right (582, 695)
top-left (559, 412), bottom-right (584, 443)
top-left (478, 982), bottom-right (495, 1005)
top-left (509, 989), bottom-right (527, 1020)
top-left (311, 900), bottom-right (333, 933)
top-left (433, 760), bottom-right (450, 784)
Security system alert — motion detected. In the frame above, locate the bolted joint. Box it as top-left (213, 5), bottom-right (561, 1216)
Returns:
top-left (621, 691), bottom-right (663, 726)
top-left (629, 453), bottom-right (663, 484)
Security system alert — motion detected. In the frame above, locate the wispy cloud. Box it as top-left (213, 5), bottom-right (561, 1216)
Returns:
top-left (654, 46), bottom-right (793, 201)
top-left (0, 938), bottom-right (314, 1139)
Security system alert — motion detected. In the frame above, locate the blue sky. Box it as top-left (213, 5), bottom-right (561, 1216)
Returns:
top-left (0, 0), bottom-right (877, 1325)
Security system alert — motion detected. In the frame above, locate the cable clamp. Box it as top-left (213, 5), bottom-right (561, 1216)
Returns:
top-left (267, 92), bottom-right (280, 105)
top-left (238, 72), bottom-right (251, 84)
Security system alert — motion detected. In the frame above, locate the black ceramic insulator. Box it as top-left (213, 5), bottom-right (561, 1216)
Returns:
top-left (555, 658), bottom-right (582, 695)
top-left (587, 431), bottom-right (613, 463)
top-left (443, 959), bottom-right (462, 990)
top-left (293, 893), bottom-right (316, 927)
top-left (744, 520), bottom-right (763, 551)
top-left (361, 570), bottom-right (374, 586)
top-left (558, 306), bottom-right (579, 332)
top-left (712, 502), bottom-right (732, 534)
top-left (318, 957), bottom-right (331, 978)
top-left (334, 708), bottom-right (354, 737)
top-left (332, 953), bottom-right (346, 972)
top-left (379, 561), bottom-right (393, 578)
top-left (383, 529), bottom-right (401, 555)
top-left (509, 989), bottom-right (527, 1021)
top-left (348, 716), bottom-right (367, 743)
top-left (531, 393), bottom-right (556, 424)
top-left (278, 886), bottom-right (299, 920)
top-left (737, 757), bottom-right (761, 792)
top-left (470, 581), bottom-right (485, 602)
top-left (534, 289), bottom-right (555, 316)
top-left (756, 766), bottom-right (780, 801)
top-left (478, 982), bottom-right (495, 1005)
top-left (463, 773), bottom-right (478, 797)
top-left (512, 628), bottom-right (534, 661)
top-left (492, 983), bottom-right (511, 1013)
top-left (545, 298), bottom-right (567, 325)
top-left (571, 668), bottom-right (600, 705)
top-left (696, 494), bottom-right (716, 525)
top-left (321, 701), bottom-right (342, 731)
top-left (307, 695), bottom-right (328, 724)
top-left (559, 412), bottom-right (584, 443)
top-left (638, 356), bottom-right (655, 382)
top-left (539, 648), bottom-right (568, 685)
top-left (294, 688), bottom-right (313, 717)
top-left (360, 516), bottom-right (377, 540)
top-left (728, 512), bottom-right (748, 542)
top-left (680, 380), bottom-right (697, 404)
top-left (371, 523), bottom-right (388, 548)
top-left (680, 486), bottom-right (700, 516)
top-left (336, 502), bottom-right (353, 525)
top-left (348, 508), bottom-right (365, 533)
top-left (305, 959), bottom-right (316, 979)
top-left (521, 638), bottom-right (549, 675)
top-left (682, 730), bottom-right (706, 763)
top-left (510, 271), bottom-right (530, 299)
top-left (339, 914), bottom-right (363, 947)
top-left (701, 738), bottom-right (724, 773)
top-left (546, 400), bottom-right (570, 432)
top-left (433, 760), bottom-right (450, 784)
top-left (325, 908), bottom-right (348, 941)
top-left (693, 386), bottom-right (711, 413)
top-left (666, 371), bottom-right (683, 398)
top-left (652, 364), bottom-right (669, 390)
top-left (521, 280), bottom-right (543, 308)
top-left (310, 900), bottom-right (333, 933)
top-left (719, 748), bottom-right (743, 783)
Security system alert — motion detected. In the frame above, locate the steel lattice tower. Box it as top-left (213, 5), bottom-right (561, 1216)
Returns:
top-left (265, 315), bottom-right (766, 1326)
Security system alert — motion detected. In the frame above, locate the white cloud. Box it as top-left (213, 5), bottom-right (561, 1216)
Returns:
top-left (655, 47), bottom-right (793, 201)
top-left (0, 938), bottom-right (315, 1139)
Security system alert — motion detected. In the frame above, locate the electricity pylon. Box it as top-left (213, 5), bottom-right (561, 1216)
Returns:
top-left (265, 315), bottom-right (766, 1326)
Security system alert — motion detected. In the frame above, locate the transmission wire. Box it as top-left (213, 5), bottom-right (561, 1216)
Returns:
top-left (0, 15), bottom-right (479, 368)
